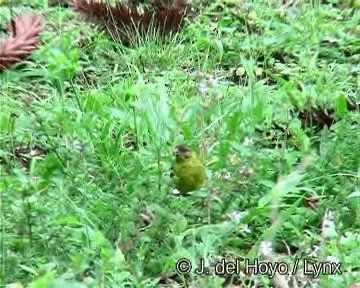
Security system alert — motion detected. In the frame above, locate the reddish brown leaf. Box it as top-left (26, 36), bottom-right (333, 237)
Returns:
top-left (0, 14), bottom-right (44, 71)
top-left (71, 0), bottom-right (187, 44)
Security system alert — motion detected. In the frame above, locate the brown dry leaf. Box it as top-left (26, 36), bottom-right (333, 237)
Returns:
top-left (13, 144), bottom-right (48, 168)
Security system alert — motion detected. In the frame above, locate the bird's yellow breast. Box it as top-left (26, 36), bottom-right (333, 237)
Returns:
top-left (174, 152), bottom-right (205, 193)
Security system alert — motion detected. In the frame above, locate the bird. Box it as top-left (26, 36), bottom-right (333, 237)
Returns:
top-left (173, 144), bottom-right (206, 193)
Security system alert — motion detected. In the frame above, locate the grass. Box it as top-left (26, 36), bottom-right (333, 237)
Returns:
top-left (0, 0), bottom-right (359, 287)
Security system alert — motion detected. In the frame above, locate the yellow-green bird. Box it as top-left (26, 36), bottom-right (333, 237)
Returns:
top-left (173, 145), bottom-right (206, 193)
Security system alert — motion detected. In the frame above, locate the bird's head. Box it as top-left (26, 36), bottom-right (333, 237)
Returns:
top-left (174, 145), bottom-right (192, 162)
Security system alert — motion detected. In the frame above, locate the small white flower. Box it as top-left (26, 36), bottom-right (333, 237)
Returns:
top-left (326, 255), bottom-right (340, 263)
top-left (323, 211), bottom-right (335, 228)
top-left (223, 171), bottom-right (231, 180)
top-left (190, 70), bottom-right (199, 77)
top-left (243, 137), bottom-right (253, 147)
top-left (172, 188), bottom-right (181, 195)
top-left (228, 210), bottom-right (247, 222)
top-left (322, 210), bottom-right (337, 238)
top-left (260, 240), bottom-right (273, 257)
top-left (242, 224), bottom-right (252, 233)
top-left (199, 81), bottom-right (210, 94)
top-left (72, 140), bottom-right (84, 152)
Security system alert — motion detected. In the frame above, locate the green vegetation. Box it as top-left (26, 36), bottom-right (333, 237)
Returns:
top-left (1, 0), bottom-right (359, 287)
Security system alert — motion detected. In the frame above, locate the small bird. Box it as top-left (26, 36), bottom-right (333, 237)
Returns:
top-left (173, 145), bottom-right (206, 193)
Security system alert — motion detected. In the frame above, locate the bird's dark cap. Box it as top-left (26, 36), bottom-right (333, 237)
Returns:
top-left (174, 145), bottom-right (191, 157)
top-left (175, 145), bottom-right (191, 153)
